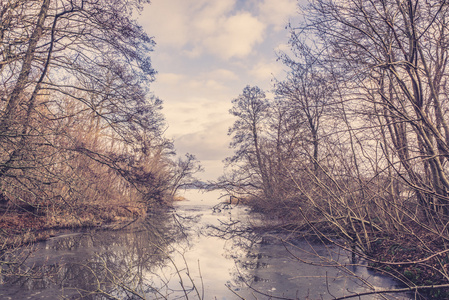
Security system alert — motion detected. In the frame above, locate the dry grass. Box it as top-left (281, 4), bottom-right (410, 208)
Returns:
top-left (0, 200), bottom-right (147, 249)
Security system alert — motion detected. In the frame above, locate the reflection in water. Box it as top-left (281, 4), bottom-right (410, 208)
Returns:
top-left (0, 209), bottom-right (192, 299)
top-left (0, 190), bottom-right (411, 299)
top-left (225, 234), bottom-right (408, 299)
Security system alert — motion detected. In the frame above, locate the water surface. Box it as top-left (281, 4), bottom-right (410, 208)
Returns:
top-left (0, 190), bottom-right (410, 299)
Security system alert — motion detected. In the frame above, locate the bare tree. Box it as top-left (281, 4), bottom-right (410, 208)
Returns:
top-left (272, 0), bottom-right (449, 296)
top-left (0, 0), bottom-right (177, 228)
top-left (224, 85), bottom-right (273, 200)
top-left (276, 33), bottom-right (334, 174)
top-left (168, 153), bottom-right (203, 198)
top-left (222, 1), bottom-right (449, 297)
top-left (304, 0), bottom-right (449, 218)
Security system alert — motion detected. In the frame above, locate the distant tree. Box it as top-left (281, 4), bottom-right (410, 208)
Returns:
top-left (168, 153), bottom-right (204, 198)
top-left (225, 85), bottom-right (273, 199)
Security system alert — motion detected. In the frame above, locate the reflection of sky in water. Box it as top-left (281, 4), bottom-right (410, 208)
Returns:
top-left (0, 189), bottom-right (412, 299)
top-left (154, 189), bottom-right (411, 299)
top-left (158, 189), bottom-right (249, 298)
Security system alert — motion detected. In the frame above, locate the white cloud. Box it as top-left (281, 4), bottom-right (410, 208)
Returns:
top-left (259, 0), bottom-right (298, 31)
top-left (193, 1), bottom-right (236, 35)
top-left (186, 79), bottom-right (226, 91)
top-left (156, 73), bottom-right (185, 85)
top-left (207, 69), bottom-right (238, 81)
top-left (176, 132), bottom-right (230, 160)
top-left (163, 97), bottom-right (232, 136)
top-left (275, 43), bottom-right (291, 54)
top-left (153, 72), bottom-right (235, 104)
top-left (203, 12), bottom-right (266, 59)
top-left (174, 119), bottom-right (233, 161)
top-left (139, 0), bottom-right (191, 47)
top-left (138, 0), bottom-right (301, 180)
top-left (141, 0), bottom-right (266, 60)
top-left (248, 61), bottom-right (284, 81)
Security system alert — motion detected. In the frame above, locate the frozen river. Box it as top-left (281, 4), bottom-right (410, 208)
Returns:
top-left (0, 189), bottom-right (410, 299)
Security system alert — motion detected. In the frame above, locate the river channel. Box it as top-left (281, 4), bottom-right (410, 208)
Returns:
top-left (1, 190), bottom-right (411, 299)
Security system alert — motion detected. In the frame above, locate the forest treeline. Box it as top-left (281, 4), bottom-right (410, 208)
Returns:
top-left (221, 0), bottom-right (449, 298)
top-left (0, 0), bottom-right (200, 245)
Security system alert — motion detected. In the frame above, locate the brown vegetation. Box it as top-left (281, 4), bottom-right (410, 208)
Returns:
top-left (220, 1), bottom-right (449, 298)
top-left (0, 0), bottom-right (201, 250)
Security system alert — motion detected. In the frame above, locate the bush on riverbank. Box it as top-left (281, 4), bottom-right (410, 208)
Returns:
top-left (235, 186), bottom-right (449, 298)
top-left (0, 200), bottom-right (146, 247)
top-left (0, 0), bottom-right (202, 252)
top-left (220, 1), bottom-right (449, 298)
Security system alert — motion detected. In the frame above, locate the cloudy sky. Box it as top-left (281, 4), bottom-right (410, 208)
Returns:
top-left (138, 0), bottom-right (302, 181)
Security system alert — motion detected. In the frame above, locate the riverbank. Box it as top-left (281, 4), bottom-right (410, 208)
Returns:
top-left (239, 195), bottom-right (449, 299)
top-left (0, 201), bottom-right (149, 248)
top-left (0, 189), bottom-right (414, 299)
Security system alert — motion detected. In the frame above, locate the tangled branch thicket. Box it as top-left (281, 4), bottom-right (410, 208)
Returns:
top-left (0, 0), bottom-right (201, 247)
top-left (221, 1), bottom-right (449, 298)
